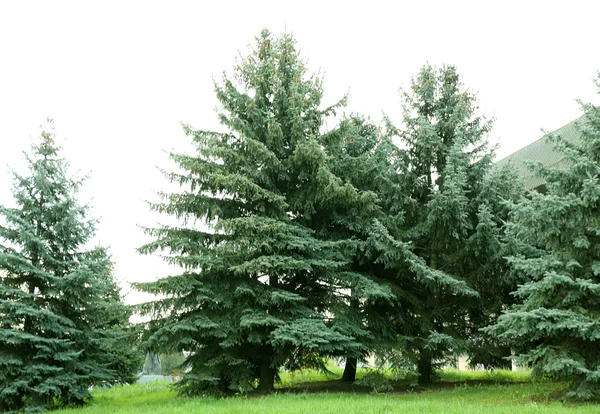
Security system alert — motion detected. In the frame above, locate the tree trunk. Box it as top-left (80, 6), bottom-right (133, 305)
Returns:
top-left (342, 285), bottom-right (360, 383)
top-left (417, 353), bottom-right (432, 385)
top-left (341, 357), bottom-right (357, 382)
top-left (256, 276), bottom-right (278, 393)
top-left (256, 360), bottom-right (276, 393)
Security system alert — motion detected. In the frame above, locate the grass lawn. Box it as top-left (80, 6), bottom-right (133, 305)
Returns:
top-left (60, 369), bottom-right (600, 413)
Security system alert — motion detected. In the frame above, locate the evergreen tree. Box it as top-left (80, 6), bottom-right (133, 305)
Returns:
top-left (463, 163), bottom-right (527, 368)
top-left (306, 116), bottom-right (399, 381)
top-left (0, 120), bottom-right (141, 412)
top-left (486, 75), bottom-right (600, 400)
top-left (373, 65), bottom-right (522, 383)
top-left (134, 30), bottom-right (381, 395)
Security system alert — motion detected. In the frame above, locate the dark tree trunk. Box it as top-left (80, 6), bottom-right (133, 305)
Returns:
top-left (417, 353), bottom-right (432, 385)
top-left (256, 277), bottom-right (279, 393)
top-left (341, 357), bottom-right (357, 382)
top-left (256, 360), bottom-right (276, 393)
top-left (342, 285), bottom-right (360, 383)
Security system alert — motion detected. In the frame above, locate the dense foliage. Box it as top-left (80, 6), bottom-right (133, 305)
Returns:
top-left (487, 75), bottom-right (600, 400)
top-left (3, 30), bottom-right (598, 407)
top-left (0, 121), bottom-right (141, 412)
top-left (360, 65), bottom-right (525, 383)
top-left (304, 116), bottom-right (400, 381)
top-left (134, 30), bottom-right (390, 395)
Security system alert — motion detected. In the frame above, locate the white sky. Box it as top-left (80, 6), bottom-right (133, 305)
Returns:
top-left (1, 0), bottom-right (599, 303)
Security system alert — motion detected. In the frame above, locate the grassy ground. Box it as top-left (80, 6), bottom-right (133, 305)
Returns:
top-left (279, 366), bottom-right (532, 387)
top-left (60, 369), bottom-right (600, 413)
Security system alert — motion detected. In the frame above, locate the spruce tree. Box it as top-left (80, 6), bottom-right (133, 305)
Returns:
top-left (306, 116), bottom-right (399, 381)
top-left (486, 75), bottom-right (600, 400)
top-left (464, 163), bottom-right (527, 368)
top-left (0, 120), bottom-right (140, 412)
top-left (373, 65), bottom-right (523, 383)
top-left (134, 30), bottom-right (376, 395)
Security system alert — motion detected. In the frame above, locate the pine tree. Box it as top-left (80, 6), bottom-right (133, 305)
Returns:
top-left (134, 30), bottom-right (375, 395)
top-left (0, 120), bottom-right (141, 412)
top-left (486, 75), bottom-right (600, 400)
top-left (373, 65), bottom-right (523, 383)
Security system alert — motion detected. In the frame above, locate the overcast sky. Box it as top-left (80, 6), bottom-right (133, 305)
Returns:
top-left (1, 0), bottom-right (599, 303)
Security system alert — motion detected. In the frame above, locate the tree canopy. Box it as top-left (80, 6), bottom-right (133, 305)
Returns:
top-left (486, 74), bottom-right (600, 400)
top-left (134, 30), bottom-right (390, 395)
top-left (3, 29), bottom-right (598, 408)
top-left (0, 120), bottom-right (141, 412)
top-left (366, 65), bottom-right (525, 382)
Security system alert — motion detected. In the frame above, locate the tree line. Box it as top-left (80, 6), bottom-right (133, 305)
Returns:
top-left (1, 29), bottom-right (599, 411)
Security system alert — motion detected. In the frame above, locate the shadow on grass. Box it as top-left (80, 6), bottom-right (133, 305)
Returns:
top-left (273, 377), bottom-right (538, 397)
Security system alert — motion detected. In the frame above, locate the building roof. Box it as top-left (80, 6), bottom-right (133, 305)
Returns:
top-left (494, 117), bottom-right (583, 190)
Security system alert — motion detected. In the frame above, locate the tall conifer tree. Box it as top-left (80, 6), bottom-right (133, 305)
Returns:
top-left (307, 116), bottom-right (399, 381)
top-left (0, 120), bottom-right (140, 412)
top-left (487, 75), bottom-right (600, 400)
top-left (372, 65), bottom-right (523, 383)
top-left (134, 30), bottom-right (382, 394)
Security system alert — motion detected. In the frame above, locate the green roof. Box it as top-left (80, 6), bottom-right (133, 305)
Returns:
top-left (494, 117), bottom-right (583, 190)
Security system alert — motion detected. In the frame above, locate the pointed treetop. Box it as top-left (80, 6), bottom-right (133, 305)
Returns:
top-left (36, 117), bottom-right (60, 158)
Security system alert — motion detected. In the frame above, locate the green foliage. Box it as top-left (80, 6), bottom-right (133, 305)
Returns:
top-left (486, 74), bottom-right (600, 400)
top-left (371, 65), bottom-right (525, 382)
top-left (302, 115), bottom-right (399, 380)
top-left (134, 30), bottom-right (374, 395)
top-left (355, 370), bottom-right (393, 393)
top-left (0, 120), bottom-right (141, 412)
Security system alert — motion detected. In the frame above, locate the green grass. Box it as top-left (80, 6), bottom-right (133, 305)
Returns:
top-left (279, 366), bottom-right (531, 387)
top-left (59, 369), bottom-right (600, 413)
top-left (279, 364), bottom-right (344, 386)
top-left (438, 368), bottom-right (531, 383)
